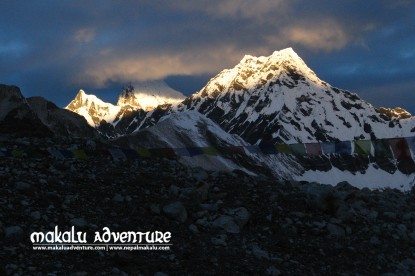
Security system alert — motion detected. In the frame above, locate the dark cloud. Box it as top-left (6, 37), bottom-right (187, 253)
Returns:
top-left (0, 0), bottom-right (414, 113)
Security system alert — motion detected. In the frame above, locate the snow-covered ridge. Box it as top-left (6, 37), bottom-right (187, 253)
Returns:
top-left (67, 47), bottom-right (414, 144)
top-left (175, 47), bottom-right (415, 144)
top-left (183, 47), bottom-right (324, 101)
top-left (117, 80), bottom-right (185, 111)
top-left (66, 80), bottom-right (185, 127)
top-left (66, 90), bottom-right (122, 127)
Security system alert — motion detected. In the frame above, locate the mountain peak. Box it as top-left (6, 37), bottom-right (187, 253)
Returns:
top-left (77, 89), bottom-right (86, 96)
top-left (233, 47), bottom-right (321, 86)
top-left (178, 47), bottom-right (414, 144)
top-left (69, 89), bottom-right (102, 108)
top-left (117, 84), bottom-right (140, 108)
top-left (73, 89), bottom-right (87, 101)
top-left (116, 80), bottom-right (185, 111)
top-left (192, 47), bottom-right (324, 102)
top-left (239, 48), bottom-right (301, 65)
top-left (272, 47), bottom-right (297, 56)
top-left (66, 80), bottom-right (186, 132)
top-left (269, 47), bottom-right (302, 63)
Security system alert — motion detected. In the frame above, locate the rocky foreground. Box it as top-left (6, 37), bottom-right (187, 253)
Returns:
top-left (1, 138), bottom-right (415, 275)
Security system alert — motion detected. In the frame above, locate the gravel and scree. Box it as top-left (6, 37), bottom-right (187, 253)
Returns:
top-left (1, 137), bottom-right (415, 275)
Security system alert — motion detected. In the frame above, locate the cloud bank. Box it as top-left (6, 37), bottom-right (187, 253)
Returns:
top-left (0, 0), bottom-right (414, 112)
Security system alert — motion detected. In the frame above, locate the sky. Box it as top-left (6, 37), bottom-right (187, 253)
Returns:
top-left (1, 0), bottom-right (414, 113)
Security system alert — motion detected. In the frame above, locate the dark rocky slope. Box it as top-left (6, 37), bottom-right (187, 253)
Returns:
top-left (0, 84), bottom-right (100, 139)
top-left (1, 137), bottom-right (415, 275)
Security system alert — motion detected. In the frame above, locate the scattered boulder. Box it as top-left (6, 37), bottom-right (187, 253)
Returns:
top-left (30, 211), bottom-right (41, 220)
top-left (212, 216), bottom-right (240, 234)
top-left (4, 226), bottom-right (23, 239)
top-left (227, 207), bottom-right (250, 228)
top-left (163, 202), bottom-right (187, 223)
top-left (70, 218), bottom-right (88, 228)
top-left (211, 234), bottom-right (227, 246)
top-left (113, 193), bottom-right (125, 203)
top-left (326, 223), bottom-right (346, 238)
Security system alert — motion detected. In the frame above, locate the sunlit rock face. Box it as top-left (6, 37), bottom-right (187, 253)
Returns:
top-left (376, 107), bottom-right (412, 120)
top-left (66, 81), bottom-right (185, 138)
top-left (67, 48), bottom-right (415, 142)
top-left (117, 81), bottom-right (185, 111)
top-left (175, 48), bottom-right (415, 144)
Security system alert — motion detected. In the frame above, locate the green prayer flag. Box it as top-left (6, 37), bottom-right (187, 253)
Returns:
top-left (276, 144), bottom-right (292, 154)
top-left (202, 146), bottom-right (218, 156)
top-left (354, 140), bottom-right (371, 156)
top-left (136, 148), bottom-right (152, 158)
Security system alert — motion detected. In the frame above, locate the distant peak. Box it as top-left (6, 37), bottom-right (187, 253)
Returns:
top-left (66, 89), bottom-right (112, 111)
top-left (116, 80), bottom-right (185, 110)
top-left (275, 47), bottom-right (296, 54)
top-left (0, 84), bottom-right (24, 99)
top-left (76, 89), bottom-right (85, 96)
top-left (238, 47), bottom-right (307, 70)
top-left (271, 47), bottom-right (299, 59)
top-left (234, 47), bottom-right (319, 82)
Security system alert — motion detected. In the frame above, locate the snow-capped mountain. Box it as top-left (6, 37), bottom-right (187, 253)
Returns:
top-left (174, 47), bottom-right (414, 144)
top-left (117, 81), bottom-right (185, 111)
top-left (67, 48), bottom-right (414, 143)
top-left (66, 90), bottom-right (123, 127)
top-left (66, 80), bottom-right (185, 137)
top-left (65, 89), bottom-right (147, 138)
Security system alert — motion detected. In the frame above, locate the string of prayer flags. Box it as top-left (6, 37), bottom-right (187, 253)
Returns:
top-left (159, 148), bottom-right (177, 159)
top-left (388, 138), bottom-right (412, 161)
top-left (230, 146), bottom-right (245, 155)
top-left (186, 147), bottom-right (204, 157)
top-left (121, 148), bottom-right (139, 159)
top-left (335, 141), bottom-right (352, 155)
top-left (174, 147), bottom-right (192, 157)
top-left (405, 137), bottom-right (415, 159)
top-left (354, 140), bottom-right (371, 156)
top-left (290, 143), bottom-right (306, 156)
top-left (136, 148), bottom-right (152, 158)
top-left (321, 142), bottom-right (336, 155)
top-left (276, 143), bottom-right (292, 154)
top-left (258, 144), bottom-right (278, 154)
top-left (373, 139), bottom-right (393, 159)
top-left (245, 145), bottom-right (263, 155)
top-left (148, 148), bottom-right (163, 158)
top-left (201, 146), bottom-right (219, 156)
top-left (3, 136), bottom-right (415, 163)
top-left (305, 143), bottom-right (322, 157)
